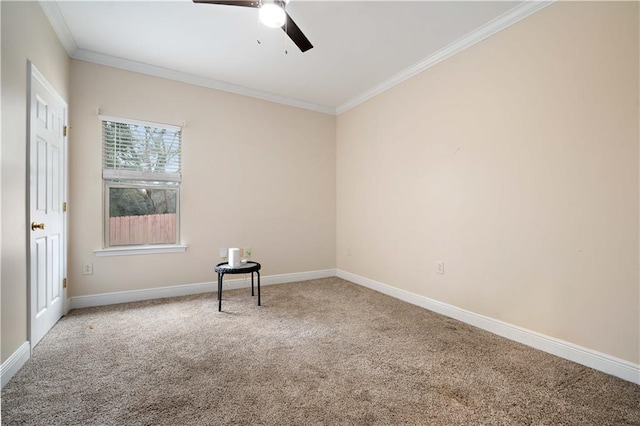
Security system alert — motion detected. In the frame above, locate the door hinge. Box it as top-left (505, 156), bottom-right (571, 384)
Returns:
top-left (63, 125), bottom-right (68, 137)
top-left (63, 202), bottom-right (67, 212)
top-left (63, 278), bottom-right (67, 289)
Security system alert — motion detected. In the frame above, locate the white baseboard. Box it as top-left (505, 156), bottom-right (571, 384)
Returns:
top-left (67, 267), bottom-right (640, 384)
top-left (337, 269), bottom-right (640, 385)
top-left (70, 269), bottom-right (336, 310)
top-left (1, 341), bottom-right (31, 389)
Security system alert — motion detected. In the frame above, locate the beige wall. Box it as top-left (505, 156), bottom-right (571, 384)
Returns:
top-left (1, 2), bottom-right (70, 363)
top-left (337, 1), bottom-right (640, 364)
top-left (69, 60), bottom-right (336, 297)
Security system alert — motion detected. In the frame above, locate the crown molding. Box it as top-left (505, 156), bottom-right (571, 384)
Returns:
top-left (39, 0), bottom-right (78, 56)
top-left (39, 1), bottom-right (334, 115)
top-left (41, 0), bottom-right (553, 117)
top-left (71, 49), bottom-right (336, 115)
top-left (335, 0), bottom-right (555, 115)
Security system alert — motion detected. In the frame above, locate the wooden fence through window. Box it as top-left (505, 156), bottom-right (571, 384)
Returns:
top-left (109, 213), bottom-right (176, 246)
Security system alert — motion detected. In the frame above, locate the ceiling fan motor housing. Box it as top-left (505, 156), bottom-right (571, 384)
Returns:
top-left (194, 0), bottom-right (313, 52)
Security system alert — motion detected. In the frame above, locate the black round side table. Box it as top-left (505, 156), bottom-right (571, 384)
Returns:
top-left (214, 261), bottom-right (261, 312)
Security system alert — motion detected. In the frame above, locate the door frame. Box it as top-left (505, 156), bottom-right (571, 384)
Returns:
top-left (26, 60), bottom-right (69, 351)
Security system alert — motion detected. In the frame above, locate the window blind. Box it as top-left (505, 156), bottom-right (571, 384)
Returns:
top-left (101, 116), bottom-right (182, 182)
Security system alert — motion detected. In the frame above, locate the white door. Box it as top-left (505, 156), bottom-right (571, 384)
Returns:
top-left (28, 62), bottom-right (67, 347)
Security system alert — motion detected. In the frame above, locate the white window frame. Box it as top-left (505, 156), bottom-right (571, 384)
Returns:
top-left (94, 115), bottom-right (186, 256)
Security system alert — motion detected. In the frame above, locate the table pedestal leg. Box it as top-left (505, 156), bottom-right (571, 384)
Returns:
top-left (257, 271), bottom-right (261, 306)
top-left (251, 272), bottom-right (255, 296)
top-left (218, 273), bottom-right (223, 312)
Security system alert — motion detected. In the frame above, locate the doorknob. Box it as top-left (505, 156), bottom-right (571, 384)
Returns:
top-left (31, 222), bottom-right (45, 231)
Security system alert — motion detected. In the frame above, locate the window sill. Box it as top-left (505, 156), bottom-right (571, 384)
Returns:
top-left (94, 244), bottom-right (187, 257)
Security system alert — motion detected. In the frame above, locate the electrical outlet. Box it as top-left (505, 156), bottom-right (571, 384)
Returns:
top-left (436, 261), bottom-right (445, 275)
top-left (83, 262), bottom-right (93, 275)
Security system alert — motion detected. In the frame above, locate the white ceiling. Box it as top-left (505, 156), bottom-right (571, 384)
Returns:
top-left (42, 1), bottom-right (550, 114)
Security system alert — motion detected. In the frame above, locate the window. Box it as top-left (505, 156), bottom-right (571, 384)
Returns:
top-left (101, 116), bottom-right (182, 249)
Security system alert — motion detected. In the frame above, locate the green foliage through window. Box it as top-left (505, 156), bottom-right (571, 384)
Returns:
top-left (109, 187), bottom-right (177, 218)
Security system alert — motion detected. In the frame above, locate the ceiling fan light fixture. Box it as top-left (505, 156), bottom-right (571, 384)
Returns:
top-left (259, 3), bottom-right (286, 28)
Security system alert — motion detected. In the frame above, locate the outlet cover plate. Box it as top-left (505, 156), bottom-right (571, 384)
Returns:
top-left (83, 263), bottom-right (93, 275)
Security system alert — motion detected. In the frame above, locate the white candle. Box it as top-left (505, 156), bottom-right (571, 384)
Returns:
top-left (228, 248), bottom-right (241, 267)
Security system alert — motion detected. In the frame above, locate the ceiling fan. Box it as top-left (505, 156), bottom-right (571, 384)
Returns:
top-left (193, 0), bottom-right (313, 53)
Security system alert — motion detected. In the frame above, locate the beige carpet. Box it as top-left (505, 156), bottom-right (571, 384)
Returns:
top-left (2, 277), bottom-right (639, 425)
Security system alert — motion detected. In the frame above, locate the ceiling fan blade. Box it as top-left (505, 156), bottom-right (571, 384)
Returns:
top-left (283, 12), bottom-right (313, 52)
top-left (193, 0), bottom-right (259, 8)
